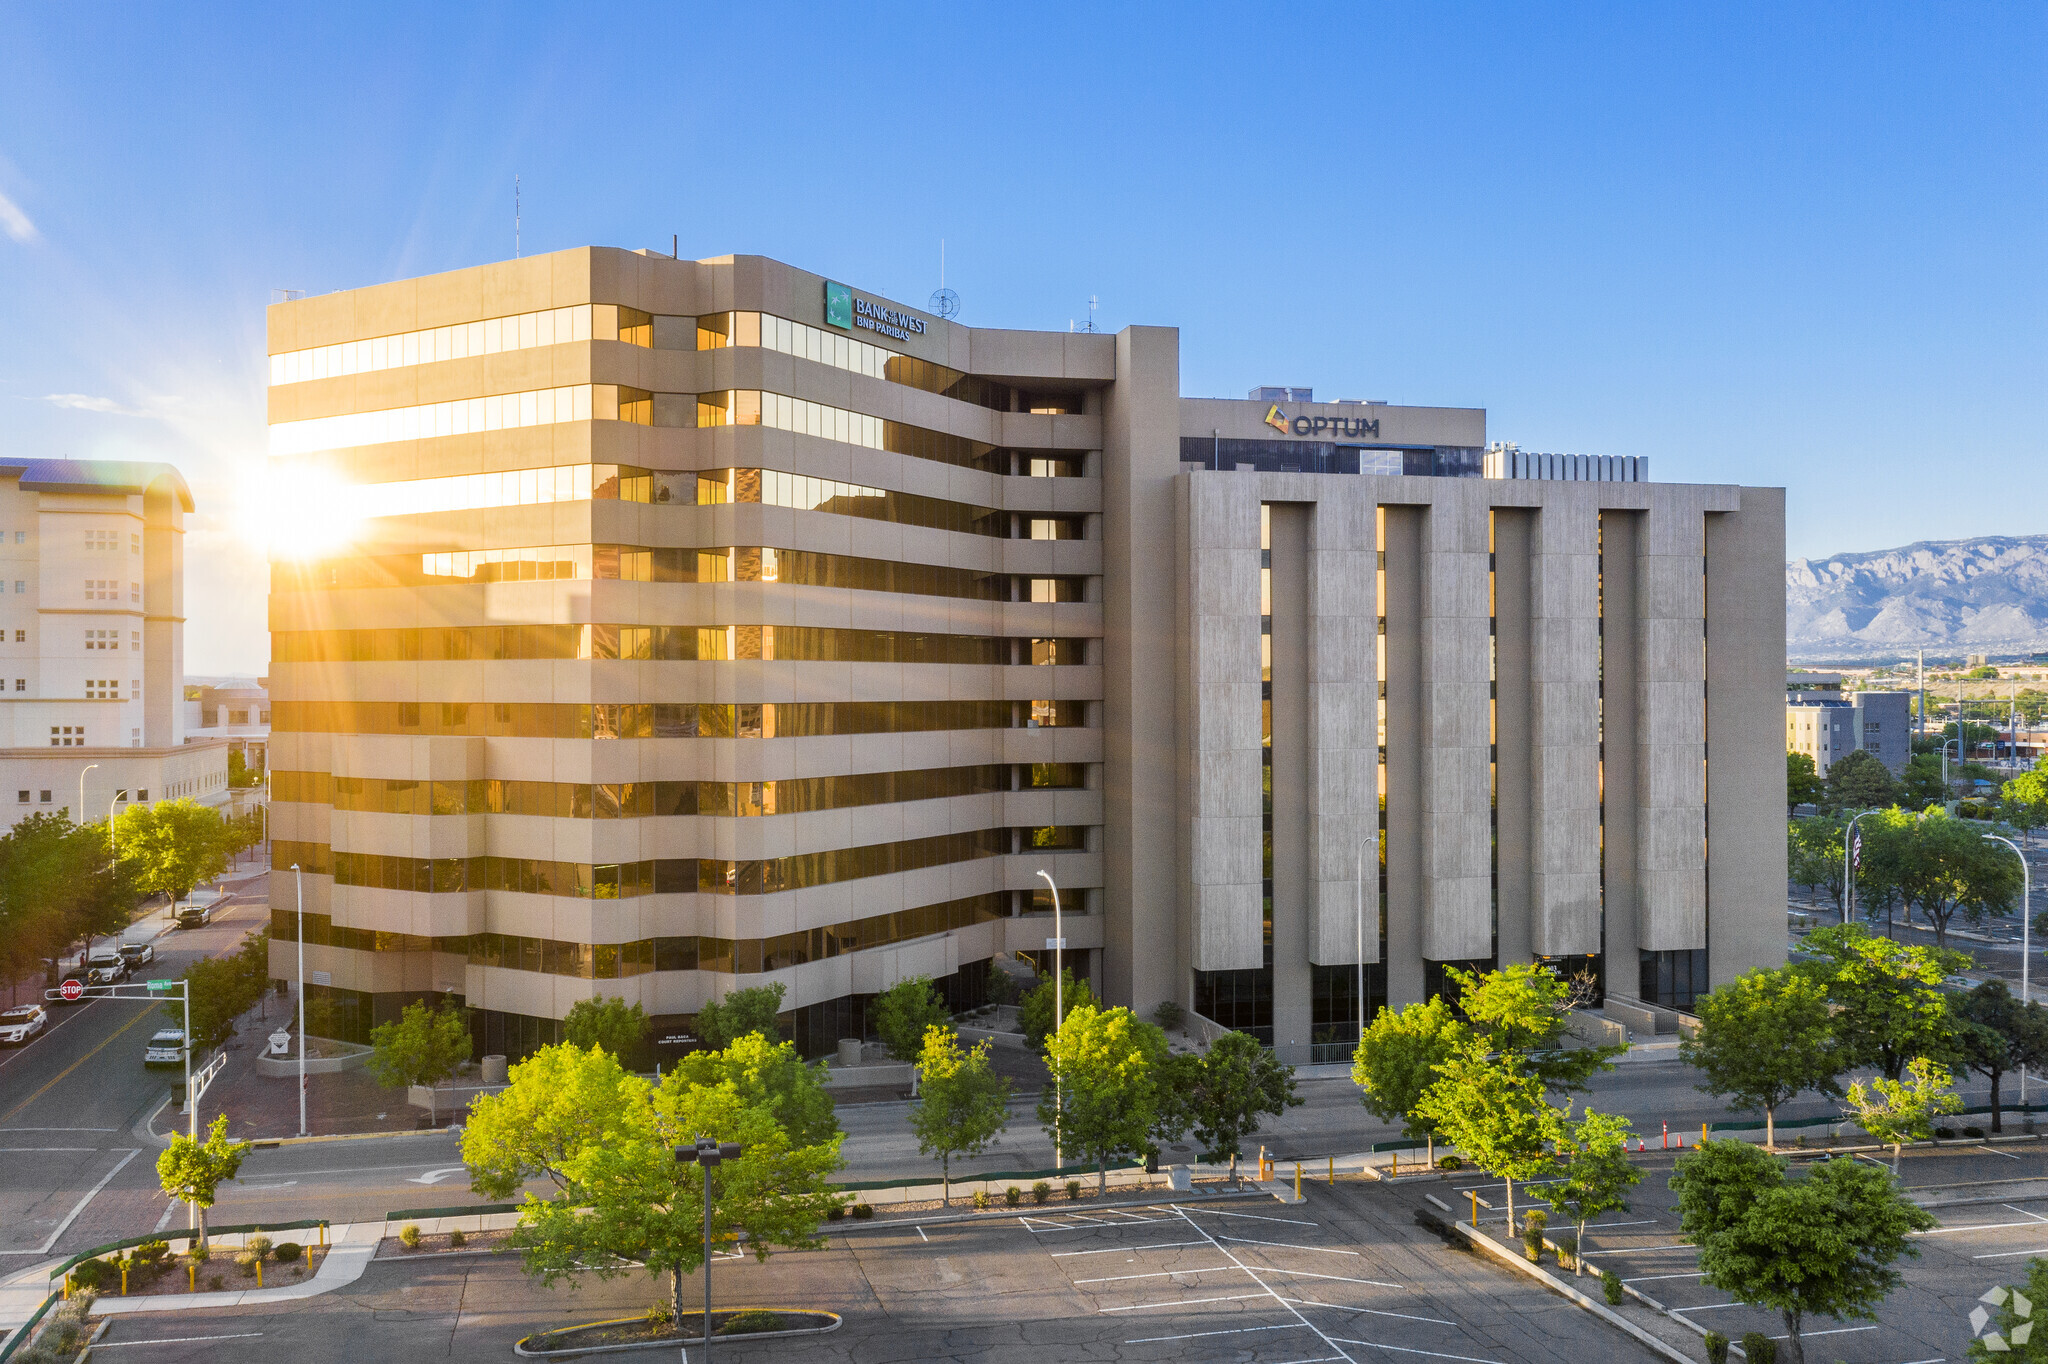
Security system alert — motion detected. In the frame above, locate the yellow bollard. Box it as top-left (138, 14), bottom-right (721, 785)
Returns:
top-left (1294, 1163), bottom-right (1302, 1199)
top-left (1702, 1122), bottom-right (1709, 1145)
top-left (188, 1263), bottom-right (196, 1292)
top-left (1469, 1191), bottom-right (1480, 1228)
top-left (255, 1260), bottom-right (262, 1289)
top-left (121, 1263), bottom-right (129, 1296)
top-left (62, 1276), bottom-right (70, 1301)
top-left (1328, 1156), bottom-right (1335, 1186)
top-left (1392, 1150), bottom-right (1398, 1177)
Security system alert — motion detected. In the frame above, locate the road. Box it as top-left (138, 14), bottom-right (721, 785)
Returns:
top-left (0, 879), bottom-right (272, 1263)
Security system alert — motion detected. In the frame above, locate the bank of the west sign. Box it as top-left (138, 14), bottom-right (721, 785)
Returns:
top-left (1263, 403), bottom-right (1380, 439)
top-left (824, 281), bottom-right (927, 341)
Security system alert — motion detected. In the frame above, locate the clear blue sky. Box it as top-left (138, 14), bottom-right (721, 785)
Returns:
top-left (2, 3), bottom-right (2042, 673)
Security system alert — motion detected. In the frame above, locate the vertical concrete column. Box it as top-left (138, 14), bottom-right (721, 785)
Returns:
top-left (1268, 504), bottom-right (1312, 1056)
top-left (1530, 493), bottom-right (1604, 956)
top-left (1420, 488), bottom-right (1494, 962)
top-left (1176, 475), bottom-right (1264, 974)
top-left (1102, 326), bottom-right (1185, 1011)
top-left (142, 478), bottom-right (184, 748)
top-left (1380, 503), bottom-right (1425, 1007)
top-left (1600, 511), bottom-right (1641, 975)
top-left (1635, 495), bottom-right (1708, 953)
top-left (1706, 489), bottom-right (1789, 983)
top-left (1308, 488), bottom-right (1378, 966)
top-left (1490, 509), bottom-right (1534, 966)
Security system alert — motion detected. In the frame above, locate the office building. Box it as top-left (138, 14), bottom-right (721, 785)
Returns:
top-left (266, 249), bottom-right (1785, 1062)
top-left (1786, 673), bottom-right (1911, 777)
top-left (0, 460), bottom-right (229, 828)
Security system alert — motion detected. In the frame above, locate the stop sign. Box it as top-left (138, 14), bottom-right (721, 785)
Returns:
top-left (59, 979), bottom-right (84, 1002)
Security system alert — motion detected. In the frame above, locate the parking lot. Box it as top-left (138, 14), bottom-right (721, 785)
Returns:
top-left (86, 1186), bottom-right (1654, 1363)
top-left (1451, 1139), bottom-right (2048, 1360)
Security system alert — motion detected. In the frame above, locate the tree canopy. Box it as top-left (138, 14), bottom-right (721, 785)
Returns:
top-left (1549, 1108), bottom-right (1640, 1271)
top-left (1020, 967), bottom-right (1094, 1051)
top-left (1038, 1004), bottom-right (1167, 1191)
top-left (692, 982), bottom-right (785, 1050)
top-left (1449, 963), bottom-right (1621, 1091)
top-left (562, 996), bottom-right (650, 1063)
top-left (874, 974), bottom-right (953, 1080)
top-left (1157, 1031), bottom-right (1301, 1173)
top-left (1797, 923), bottom-right (1966, 1080)
top-left (1845, 1056), bottom-right (1963, 1175)
top-left (0, 812), bottom-right (137, 991)
top-left (157, 1114), bottom-right (251, 1254)
top-left (1889, 811), bottom-right (2023, 946)
top-left (1352, 995), bottom-right (1468, 1159)
top-left (1415, 1038), bottom-right (1564, 1233)
top-left (1680, 966), bottom-right (1845, 1148)
top-left (909, 1026), bottom-right (1010, 1204)
top-left (1820, 748), bottom-right (1901, 814)
top-left (114, 798), bottom-right (228, 907)
top-left (1786, 751), bottom-right (1822, 810)
top-left (1951, 979), bottom-right (2048, 1133)
top-left (367, 998), bottom-right (472, 1121)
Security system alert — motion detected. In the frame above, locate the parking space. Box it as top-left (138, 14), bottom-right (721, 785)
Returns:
top-left (1451, 1141), bottom-right (2048, 1360)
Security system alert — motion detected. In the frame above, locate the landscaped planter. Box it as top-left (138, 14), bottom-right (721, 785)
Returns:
top-left (515, 1310), bottom-right (840, 1356)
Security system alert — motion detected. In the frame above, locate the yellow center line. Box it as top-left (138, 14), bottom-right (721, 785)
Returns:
top-left (0, 1003), bottom-right (161, 1126)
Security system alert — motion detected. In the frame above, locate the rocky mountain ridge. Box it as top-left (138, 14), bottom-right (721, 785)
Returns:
top-left (1787, 534), bottom-right (2048, 661)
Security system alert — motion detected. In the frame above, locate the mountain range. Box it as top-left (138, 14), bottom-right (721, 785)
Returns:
top-left (1786, 535), bottom-right (2048, 661)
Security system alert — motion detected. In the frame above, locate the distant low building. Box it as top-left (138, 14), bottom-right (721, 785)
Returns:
top-left (184, 680), bottom-right (269, 773)
top-left (0, 459), bottom-right (229, 828)
top-left (1786, 673), bottom-right (1911, 777)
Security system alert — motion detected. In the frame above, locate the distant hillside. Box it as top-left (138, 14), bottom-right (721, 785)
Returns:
top-left (1787, 535), bottom-right (2048, 661)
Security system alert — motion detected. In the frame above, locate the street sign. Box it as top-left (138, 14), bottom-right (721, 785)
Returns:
top-left (146, 978), bottom-right (171, 991)
top-left (1045, 937), bottom-right (1067, 950)
top-left (59, 979), bottom-right (84, 1002)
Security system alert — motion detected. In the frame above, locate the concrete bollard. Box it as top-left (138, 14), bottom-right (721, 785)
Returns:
top-left (481, 1055), bottom-right (508, 1085)
top-left (837, 1038), bottom-right (863, 1067)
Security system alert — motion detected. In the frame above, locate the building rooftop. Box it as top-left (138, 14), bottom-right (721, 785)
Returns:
top-left (0, 459), bottom-right (194, 511)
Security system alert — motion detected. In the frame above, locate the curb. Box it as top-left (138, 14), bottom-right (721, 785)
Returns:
top-left (514, 1311), bottom-right (842, 1357)
top-left (1450, 1222), bottom-right (1700, 1364)
top-left (826, 1187), bottom-right (1270, 1234)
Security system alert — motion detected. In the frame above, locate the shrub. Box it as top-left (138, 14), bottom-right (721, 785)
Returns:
top-left (274, 1242), bottom-right (303, 1263)
top-left (448, 1228), bottom-right (466, 1248)
top-left (207, 1274), bottom-right (224, 1291)
top-left (247, 1234), bottom-right (273, 1261)
top-left (189, 1241), bottom-right (210, 1264)
top-left (1601, 1270), bottom-right (1623, 1306)
top-left (399, 1223), bottom-right (422, 1249)
top-left (717, 1309), bottom-right (785, 1336)
top-left (1935, 1126), bottom-right (1958, 1139)
top-left (1740, 1333), bottom-right (1775, 1364)
top-left (1032, 1181), bottom-right (1051, 1204)
top-left (851, 1202), bottom-right (873, 1220)
top-left (1703, 1331), bottom-right (1729, 1364)
top-left (1437, 1155), bottom-right (1464, 1171)
top-left (1522, 1209), bottom-right (1547, 1263)
top-left (1066, 1180), bottom-right (1083, 1201)
top-left (826, 1205), bottom-right (846, 1221)
top-left (646, 1297), bottom-right (674, 1327)
top-left (1965, 1125), bottom-right (1987, 1139)
top-left (133, 1240), bottom-right (171, 1266)
top-left (68, 1258), bottom-right (111, 1291)
top-left (236, 1253), bottom-right (258, 1277)
top-left (1555, 1232), bottom-right (1577, 1271)
top-left (973, 1189), bottom-right (991, 1210)
top-left (1153, 1001), bottom-right (1186, 1032)
top-left (1004, 1186), bottom-right (1022, 1206)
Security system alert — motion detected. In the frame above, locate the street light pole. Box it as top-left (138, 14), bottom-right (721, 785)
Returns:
top-left (674, 1136), bottom-right (742, 1359)
top-left (77, 764), bottom-right (97, 826)
top-left (1035, 868), bottom-right (1063, 1169)
top-left (1843, 808), bottom-right (1881, 925)
top-left (1986, 834), bottom-right (2032, 1109)
top-left (294, 863), bottom-right (307, 1138)
top-left (1356, 840), bottom-right (1365, 1051)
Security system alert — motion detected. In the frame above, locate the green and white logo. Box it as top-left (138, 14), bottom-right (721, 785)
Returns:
top-left (1974, 1283), bottom-right (2034, 1350)
top-left (824, 281), bottom-right (853, 330)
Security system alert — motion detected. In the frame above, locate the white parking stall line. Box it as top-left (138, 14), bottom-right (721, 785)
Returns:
top-left (1098, 1292), bottom-right (1274, 1313)
top-left (1074, 1267), bottom-right (1233, 1284)
top-left (0, 1148), bottom-right (98, 1152)
top-left (1053, 1240), bottom-right (1211, 1257)
top-left (1584, 1219), bottom-right (1659, 1229)
top-left (1669, 1302), bottom-right (1745, 1313)
top-left (1922, 1218), bottom-right (2048, 1236)
top-left (1218, 1235), bottom-right (1362, 1256)
top-left (1164, 1209), bottom-right (1361, 1363)
top-left (1771, 1325), bottom-right (1876, 1340)
top-left (1257, 1267), bottom-right (1404, 1290)
top-left (1124, 1323), bottom-right (1305, 1344)
top-left (1980, 1145), bottom-right (2022, 1160)
top-left (1021, 1215), bottom-right (1179, 1233)
top-left (1622, 1271), bottom-right (1706, 1283)
top-left (95, 1335), bottom-right (265, 1349)
top-left (915, 1226), bottom-right (928, 1243)
top-left (1173, 1206), bottom-right (1319, 1227)
top-left (1973, 1246), bottom-right (2048, 1260)
top-left (2005, 1204), bottom-right (2048, 1220)
top-left (1327, 1335), bottom-right (1503, 1363)
top-left (1282, 1298), bottom-right (1454, 1327)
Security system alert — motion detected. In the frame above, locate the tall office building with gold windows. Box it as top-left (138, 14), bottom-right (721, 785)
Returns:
top-left (266, 248), bottom-right (1785, 1064)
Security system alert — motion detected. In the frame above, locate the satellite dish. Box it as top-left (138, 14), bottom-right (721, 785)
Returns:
top-left (929, 287), bottom-right (960, 320)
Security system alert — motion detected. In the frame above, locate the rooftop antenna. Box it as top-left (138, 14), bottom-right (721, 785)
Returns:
top-left (1080, 294), bottom-right (1100, 333)
top-left (928, 239), bottom-right (960, 320)
top-left (515, 175), bottom-right (521, 259)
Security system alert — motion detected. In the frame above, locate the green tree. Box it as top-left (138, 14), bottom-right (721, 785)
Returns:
top-left (1451, 963), bottom-right (1622, 1092)
top-left (1415, 1040), bottom-right (1565, 1234)
top-left (156, 1114), bottom-right (251, 1254)
top-left (1038, 1004), bottom-right (1166, 1192)
top-left (1671, 1140), bottom-right (1935, 1364)
top-left (874, 975), bottom-right (953, 1094)
top-left (167, 928), bottom-right (271, 1046)
top-left (1846, 1055), bottom-right (1963, 1175)
top-left (1820, 748), bottom-right (1902, 814)
top-left (562, 996), bottom-right (650, 1064)
top-left (1158, 1031), bottom-right (1302, 1177)
top-left (1798, 923), bottom-right (1967, 1080)
top-left (1549, 1109), bottom-right (1641, 1274)
top-left (366, 998), bottom-right (473, 1124)
top-left (471, 1038), bottom-right (844, 1328)
top-left (1788, 815), bottom-right (1848, 915)
top-left (1680, 967), bottom-right (1846, 1148)
top-left (1352, 996), bottom-right (1469, 1166)
top-left (1892, 810), bottom-right (2023, 946)
top-left (1020, 967), bottom-right (1094, 1051)
top-left (114, 798), bottom-right (228, 914)
top-left (909, 1026), bottom-right (1011, 1205)
top-left (691, 982), bottom-right (785, 1051)
top-left (667, 1031), bottom-right (839, 1147)
top-left (1786, 751), bottom-right (1821, 811)
top-left (0, 812), bottom-right (137, 990)
top-left (1967, 1256), bottom-right (2048, 1359)
top-left (1951, 979), bottom-right (2048, 1133)
top-left (1900, 753), bottom-right (1949, 808)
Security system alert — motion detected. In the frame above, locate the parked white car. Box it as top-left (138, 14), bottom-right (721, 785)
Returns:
top-left (117, 943), bottom-right (156, 971)
top-left (143, 1029), bottom-right (188, 1068)
top-left (0, 1005), bottom-right (48, 1045)
top-left (84, 951), bottom-right (128, 985)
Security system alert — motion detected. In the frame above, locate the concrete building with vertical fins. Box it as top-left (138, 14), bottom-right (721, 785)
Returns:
top-left (263, 248), bottom-right (1785, 1063)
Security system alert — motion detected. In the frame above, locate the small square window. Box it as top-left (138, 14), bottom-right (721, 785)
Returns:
top-left (14, 791), bottom-right (25, 803)
top-left (12, 531), bottom-right (22, 544)
top-left (12, 680), bottom-right (21, 691)
top-left (14, 582), bottom-right (23, 593)
top-left (12, 630), bottom-right (21, 642)
top-left (39, 790), bottom-right (51, 803)
top-left (136, 789), bottom-right (147, 801)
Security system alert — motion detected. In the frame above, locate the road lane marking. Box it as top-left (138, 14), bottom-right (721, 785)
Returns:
top-left (1922, 1218), bottom-right (2048, 1235)
top-left (30, 1148), bottom-right (140, 1254)
top-left (1282, 1299), bottom-right (1454, 1326)
top-left (1217, 1235), bottom-right (1362, 1256)
top-left (1670, 1302), bottom-right (1745, 1312)
top-left (0, 1007), bottom-right (161, 1125)
top-left (96, 1334), bottom-right (265, 1348)
top-left (1328, 1336), bottom-right (1502, 1363)
top-left (1053, 1240), bottom-right (1210, 1257)
top-left (1097, 1292), bottom-right (1272, 1312)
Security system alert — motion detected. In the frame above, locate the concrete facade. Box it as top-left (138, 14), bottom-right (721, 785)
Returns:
top-left (264, 247), bottom-right (1786, 1060)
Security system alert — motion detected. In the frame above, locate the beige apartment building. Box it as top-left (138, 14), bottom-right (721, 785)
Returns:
top-left (266, 248), bottom-right (1785, 1063)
